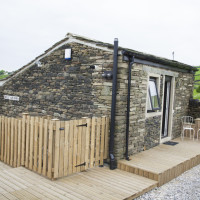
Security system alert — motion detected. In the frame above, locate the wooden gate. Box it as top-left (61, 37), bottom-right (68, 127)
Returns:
top-left (0, 114), bottom-right (109, 179)
top-left (53, 117), bottom-right (109, 178)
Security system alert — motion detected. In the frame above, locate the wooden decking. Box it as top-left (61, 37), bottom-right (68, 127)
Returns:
top-left (0, 162), bottom-right (157, 200)
top-left (118, 137), bottom-right (200, 186)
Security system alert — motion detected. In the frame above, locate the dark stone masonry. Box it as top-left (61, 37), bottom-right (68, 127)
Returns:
top-left (188, 99), bottom-right (200, 119)
top-left (145, 115), bottom-right (161, 150)
top-left (0, 33), bottom-right (196, 161)
top-left (0, 43), bottom-right (113, 120)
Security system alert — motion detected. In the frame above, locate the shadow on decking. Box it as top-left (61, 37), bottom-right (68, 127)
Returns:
top-left (118, 137), bottom-right (200, 186)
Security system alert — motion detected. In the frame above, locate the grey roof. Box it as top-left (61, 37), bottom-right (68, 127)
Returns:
top-left (0, 33), bottom-right (197, 84)
top-left (69, 33), bottom-right (197, 72)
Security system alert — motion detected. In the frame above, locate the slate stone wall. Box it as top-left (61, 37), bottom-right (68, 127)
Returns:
top-left (188, 99), bottom-right (200, 119)
top-left (145, 115), bottom-right (161, 150)
top-left (172, 73), bottom-right (194, 138)
top-left (0, 41), bottom-right (195, 161)
top-left (0, 43), bottom-right (113, 119)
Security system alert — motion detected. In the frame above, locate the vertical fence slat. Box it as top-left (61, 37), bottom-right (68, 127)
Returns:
top-left (14, 119), bottom-right (17, 167)
top-left (0, 116), bottom-right (1, 158)
top-left (25, 115), bottom-right (30, 168)
top-left (7, 117), bottom-right (11, 164)
top-left (13, 119), bottom-right (18, 167)
top-left (68, 120), bottom-right (74, 175)
top-left (17, 119), bottom-right (21, 167)
top-left (4, 117), bottom-right (8, 163)
top-left (54, 120), bottom-right (60, 178)
top-left (10, 118), bottom-right (14, 166)
top-left (90, 117), bottom-right (96, 168)
top-left (100, 117), bottom-right (106, 166)
top-left (29, 117), bottom-right (34, 170)
top-left (33, 117), bottom-right (39, 172)
top-left (95, 117), bottom-right (101, 166)
top-left (42, 119), bottom-right (48, 176)
top-left (72, 120), bottom-right (78, 173)
top-left (47, 120), bottom-right (54, 179)
top-left (77, 119), bottom-right (82, 173)
top-left (38, 118), bottom-right (43, 174)
top-left (81, 118), bottom-right (86, 171)
top-left (64, 121), bottom-right (69, 176)
top-left (58, 121), bottom-right (65, 177)
top-left (104, 117), bottom-right (109, 159)
top-left (21, 114), bottom-right (27, 166)
top-left (85, 118), bottom-right (91, 170)
top-left (1, 116), bottom-right (5, 161)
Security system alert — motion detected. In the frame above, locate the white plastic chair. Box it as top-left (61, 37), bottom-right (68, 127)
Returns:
top-left (195, 129), bottom-right (200, 140)
top-left (181, 116), bottom-right (195, 140)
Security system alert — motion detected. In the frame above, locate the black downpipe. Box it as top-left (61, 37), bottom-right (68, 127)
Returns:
top-left (125, 55), bottom-right (134, 161)
top-left (109, 38), bottom-right (118, 170)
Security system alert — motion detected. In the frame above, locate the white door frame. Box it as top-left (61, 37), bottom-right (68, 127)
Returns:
top-left (160, 76), bottom-right (175, 143)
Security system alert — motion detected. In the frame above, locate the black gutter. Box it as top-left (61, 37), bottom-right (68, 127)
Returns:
top-left (122, 50), bottom-right (135, 161)
top-left (134, 58), bottom-right (195, 73)
top-left (109, 38), bottom-right (118, 170)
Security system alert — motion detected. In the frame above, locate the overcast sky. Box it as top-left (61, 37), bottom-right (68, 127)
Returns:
top-left (1, 0), bottom-right (200, 72)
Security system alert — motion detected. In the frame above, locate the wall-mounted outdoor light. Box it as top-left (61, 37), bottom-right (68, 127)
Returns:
top-left (36, 60), bottom-right (42, 67)
top-left (102, 71), bottom-right (113, 79)
top-left (65, 48), bottom-right (72, 60)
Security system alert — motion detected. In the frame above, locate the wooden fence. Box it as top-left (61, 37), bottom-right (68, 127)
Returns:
top-left (0, 114), bottom-right (109, 179)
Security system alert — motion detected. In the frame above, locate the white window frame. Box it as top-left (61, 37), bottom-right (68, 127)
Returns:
top-left (146, 73), bottom-right (162, 118)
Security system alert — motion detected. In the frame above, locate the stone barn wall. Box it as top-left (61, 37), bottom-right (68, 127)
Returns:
top-left (0, 39), bottom-right (195, 161)
top-left (0, 42), bottom-right (113, 120)
top-left (188, 99), bottom-right (200, 119)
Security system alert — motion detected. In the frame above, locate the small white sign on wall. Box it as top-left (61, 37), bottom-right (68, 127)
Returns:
top-left (4, 95), bottom-right (19, 101)
top-left (65, 48), bottom-right (72, 60)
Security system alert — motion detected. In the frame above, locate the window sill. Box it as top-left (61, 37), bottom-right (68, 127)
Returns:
top-left (146, 111), bottom-right (162, 118)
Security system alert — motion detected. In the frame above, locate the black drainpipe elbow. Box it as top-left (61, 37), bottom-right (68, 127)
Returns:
top-left (109, 38), bottom-right (118, 170)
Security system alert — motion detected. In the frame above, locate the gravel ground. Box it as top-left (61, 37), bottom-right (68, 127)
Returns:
top-left (136, 164), bottom-right (200, 200)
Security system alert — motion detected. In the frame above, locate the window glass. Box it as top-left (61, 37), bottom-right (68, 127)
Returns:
top-left (147, 78), bottom-right (160, 112)
top-left (149, 80), bottom-right (159, 109)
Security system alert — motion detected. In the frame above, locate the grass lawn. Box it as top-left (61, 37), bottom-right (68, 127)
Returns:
top-left (193, 67), bottom-right (200, 99)
top-left (0, 74), bottom-right (8, 80)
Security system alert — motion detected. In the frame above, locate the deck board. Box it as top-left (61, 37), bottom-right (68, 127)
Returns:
top-left (0, 162), bottom-right (157, 200)
top-left (118, 137), bottom-right (200, 186)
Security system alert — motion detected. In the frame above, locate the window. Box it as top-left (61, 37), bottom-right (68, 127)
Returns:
top-left (147, 78), bottom-right (160, 112)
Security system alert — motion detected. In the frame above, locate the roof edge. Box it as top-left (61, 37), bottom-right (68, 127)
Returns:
top-left (0, 33), bottom-right (197, 86)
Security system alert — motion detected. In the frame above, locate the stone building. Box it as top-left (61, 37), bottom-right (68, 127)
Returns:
top-left (0, 33), bottom-right (197, 163)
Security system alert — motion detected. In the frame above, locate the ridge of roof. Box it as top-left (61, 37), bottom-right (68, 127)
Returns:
top-left (66, 33), bottom-right (197, 72)
top-left (0, 33), bottom-right (197, 85)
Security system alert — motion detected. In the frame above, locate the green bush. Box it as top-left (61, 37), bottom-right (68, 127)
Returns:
top-left (196, 85), bottom-right (200, 93)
